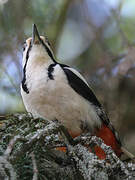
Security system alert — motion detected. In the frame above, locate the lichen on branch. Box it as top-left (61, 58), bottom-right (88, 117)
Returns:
top-left (0, 113), bottom-right (135, 180)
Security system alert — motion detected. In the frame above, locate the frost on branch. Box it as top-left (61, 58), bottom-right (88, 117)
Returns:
top-left (0, 113), bottom-right (135, 180)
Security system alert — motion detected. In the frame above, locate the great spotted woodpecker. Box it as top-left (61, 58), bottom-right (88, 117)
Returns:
top-left (21, 24), bottom-right (133, 159)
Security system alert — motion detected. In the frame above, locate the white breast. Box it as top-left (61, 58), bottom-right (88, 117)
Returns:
top-left (21, 60), bottom-right (101, 135)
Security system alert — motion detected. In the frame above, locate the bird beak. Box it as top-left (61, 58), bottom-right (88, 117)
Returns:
top-left (32, 24), bottom-right (41, 44)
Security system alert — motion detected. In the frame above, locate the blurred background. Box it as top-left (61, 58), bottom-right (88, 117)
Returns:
top-left (0, 0), bottom-right (135, 154)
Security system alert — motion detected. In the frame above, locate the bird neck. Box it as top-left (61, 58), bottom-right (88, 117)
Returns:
top-left (27, 56), bottom-right (53, 72)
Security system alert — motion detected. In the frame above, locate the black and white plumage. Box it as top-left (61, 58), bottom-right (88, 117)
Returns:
top-left (21, 24), bottom-right (124, 158)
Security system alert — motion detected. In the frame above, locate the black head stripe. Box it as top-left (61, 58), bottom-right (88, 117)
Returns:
top-left (22, 42), bottom-right (27, 52)
top-left (61, 66), bottom-right (102, 107)
top-left (22, 42), bottom-right (32, 94)
top-left (40, 39), bottom-right (56, 62)
top-left (26, 42), bottom-right (32, 60)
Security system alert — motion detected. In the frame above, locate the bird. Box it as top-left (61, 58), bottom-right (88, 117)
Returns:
top-left (21, 24), bottom-right (133, 160)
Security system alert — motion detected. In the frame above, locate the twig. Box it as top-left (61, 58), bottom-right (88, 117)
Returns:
top-left (1, 113), bottom-right (135, 179)
top-left (0, 156), bottom-right (17, 180)
top-left (75, 134), bottom-right (131, 178)
top-left (30, 152), bottom-right (38, 180)
top-left (4, 135), bottom-right (26, 158)
top-left (9, 122), bottom-right (61, 163)
top-left (67, 144), bottom-right (107, 180)
top-left (121, 147), bottom-right (135, 160)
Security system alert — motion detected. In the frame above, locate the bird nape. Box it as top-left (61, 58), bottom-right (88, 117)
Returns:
top-left (21, 24), bottom-right (134, 160)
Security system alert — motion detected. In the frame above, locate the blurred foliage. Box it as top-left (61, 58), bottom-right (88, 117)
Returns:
top-left (0, 0), bottom-right (135, 154)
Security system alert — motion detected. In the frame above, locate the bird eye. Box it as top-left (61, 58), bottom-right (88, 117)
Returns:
top-left (22, 42), bottom-right (27, 51)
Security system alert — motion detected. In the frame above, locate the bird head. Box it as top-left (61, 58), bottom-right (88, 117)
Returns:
top-left (22, 24), bottom-right (55, 67)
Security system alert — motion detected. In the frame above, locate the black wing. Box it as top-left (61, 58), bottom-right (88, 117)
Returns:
top-left (60, 64), bottom-right (101, 108)
top-left (60, 64), bottom-right (122, 146)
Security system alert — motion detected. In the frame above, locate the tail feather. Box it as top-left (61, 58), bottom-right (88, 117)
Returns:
top-left (95, 124), bottom-right (123, 157)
